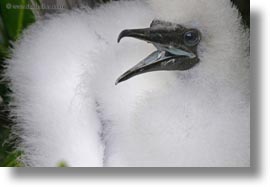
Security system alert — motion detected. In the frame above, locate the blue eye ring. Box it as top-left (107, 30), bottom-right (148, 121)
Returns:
top-left (183, 30), bottom-right (200, 47)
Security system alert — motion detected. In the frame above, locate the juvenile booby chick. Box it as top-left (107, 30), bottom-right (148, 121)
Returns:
top-left (5, 0), bottom-right (250, 167)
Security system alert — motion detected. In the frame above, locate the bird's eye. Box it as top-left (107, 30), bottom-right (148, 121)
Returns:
top-left (183, 30), bottom-right (200, 46)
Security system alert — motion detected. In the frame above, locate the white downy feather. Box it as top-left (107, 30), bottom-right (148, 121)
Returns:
top-left (5, 0), bottom-right (249, 167)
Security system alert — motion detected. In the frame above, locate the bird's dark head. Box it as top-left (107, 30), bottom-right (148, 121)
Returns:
top-left (116, 20), bottom-right (201, 85)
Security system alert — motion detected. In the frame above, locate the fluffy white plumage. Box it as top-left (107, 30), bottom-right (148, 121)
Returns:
top-left (5, 0), bottom-right (250, 167)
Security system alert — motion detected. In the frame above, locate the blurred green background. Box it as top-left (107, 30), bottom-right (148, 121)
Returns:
top-left (0, 0), bottom-right (250, 167)
top-left (0, 0), bottom-right (37, 167)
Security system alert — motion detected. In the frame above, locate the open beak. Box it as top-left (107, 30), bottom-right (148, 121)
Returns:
top-left (116, 27), bottom-right (199, 85)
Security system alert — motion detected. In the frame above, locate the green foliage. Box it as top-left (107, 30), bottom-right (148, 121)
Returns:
top-left (0, 0), bottom-right (37, 167)
top-left (1, 150), bottom-right (23, 167)
top-left (57, 161), bottom-right (68, 167)
top-left (0, 0), bottom-right (36, 41)
top-left (0, 15), bottom-right (9, 60)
